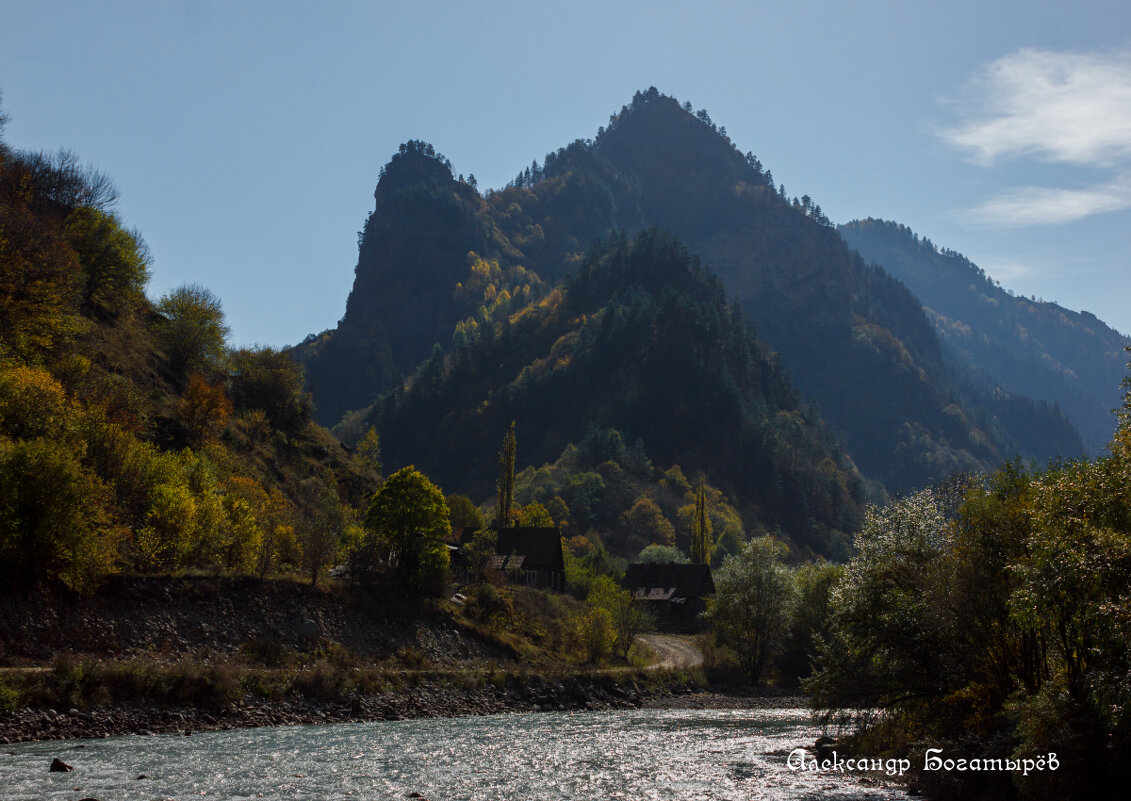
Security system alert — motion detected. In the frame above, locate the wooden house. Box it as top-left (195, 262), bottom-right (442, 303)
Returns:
top-left (623, 562), bottom-right (715, 631)
top-left (493, 527), bottom-right (565, 591)
top-left (453, 526), bottom-right (565, 591)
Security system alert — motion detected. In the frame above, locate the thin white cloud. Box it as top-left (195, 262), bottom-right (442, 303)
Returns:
top-left (940, 48), bottom-right (1131, 167)
top-left (976, 257), bottom-right (1036, 283)
top-left (956, 174), bottom-right (1131, 227)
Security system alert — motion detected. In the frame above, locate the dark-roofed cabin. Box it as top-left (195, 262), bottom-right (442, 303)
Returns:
top-left (623, 562), bottom-right (715, 632)
top-left (494, 527), bottom-right (565, 591)
top-left (452, 527), bottom-right (565, 590)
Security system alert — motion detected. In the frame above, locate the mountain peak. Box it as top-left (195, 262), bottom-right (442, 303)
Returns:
top-left (600, 88), bottom-right (725, 146)
top-left (595, 89), bottom-right (768, 200)
top-left (598, 87), bottom-right (704, 132)
top-left (374, 140), bottom-right (456, 204)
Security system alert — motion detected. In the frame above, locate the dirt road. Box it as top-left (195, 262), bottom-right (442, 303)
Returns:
top-left (636, 634), bottom-right (704, 669)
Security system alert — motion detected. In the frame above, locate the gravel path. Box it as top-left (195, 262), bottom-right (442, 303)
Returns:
top-left (636, 634), bottom-right (705, 669)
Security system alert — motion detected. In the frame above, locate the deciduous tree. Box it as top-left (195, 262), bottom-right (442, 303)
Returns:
top-left (690, 486), bottom-right (713, 564)
top-left (64, 207), bottom-right (149, 312)
top-left (447, 493), bottom-right (484, 531)
top-left (0, 437), bottom-right (119, 589)
top-left (707, 536), bottom-right (795, 685)
top-left (496, 421), bottom-right (516, 526)
top-left (361, 466), bottom-right (450, 594)
top-left (296, 476), bottom-right (345, 587)
top-left (176, 373), bottom-right (232, 446)
top-left (587, 575), bottom-right (653, 659)
top-left (228, 347), bottom-right (311, 433)
top-left (636, 543), bottom-right (688, 564)
top-left (154, 284), bottom-right (229, 378)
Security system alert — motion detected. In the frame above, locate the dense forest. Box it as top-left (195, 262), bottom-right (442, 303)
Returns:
top-left (808, 369), bottom-right (1131, 800)
top-left (300, 89), bottom-right (1086, 502)
top-left (369, 229), bottom-right (864, 559)
top-left (0, 112), bottom-right (379, 590)
top-left (840, 218), bottom-right (1129, 453)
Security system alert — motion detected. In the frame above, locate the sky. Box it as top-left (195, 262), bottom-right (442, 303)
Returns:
top-left (2, 0), bottom-right (1130, 345)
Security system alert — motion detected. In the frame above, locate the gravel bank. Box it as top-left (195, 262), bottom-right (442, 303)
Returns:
top-left (0, 674), bottom-right (708, 744)
top-left (0, 678), bottom-right (807, 744)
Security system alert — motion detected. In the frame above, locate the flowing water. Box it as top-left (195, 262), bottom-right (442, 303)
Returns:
top-left (1, 708), bottom-right (904, 800)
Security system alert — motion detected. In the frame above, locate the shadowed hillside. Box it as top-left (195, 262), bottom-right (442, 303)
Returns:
top-left (371, 229), bottom-right (864, 557)
top-left (295, 88), bottom-right (1085, 495)
top-left (840, 218), bottom-right (1127, 453)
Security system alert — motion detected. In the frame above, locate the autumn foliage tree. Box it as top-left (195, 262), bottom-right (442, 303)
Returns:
top-left (689, 486), bottom-right (713, 564)
top-left (176, 373), bottom-right (232, 446)
top-left (446, 493), bottom-right (484, 531)
top-left (358, 466), bottom-right (450, 594)
top-left (228, 346), bottom-right (311, 433)
top-left (296, 476), bottom-right (345, 587)
top-left (587, 574), bottom-right (653, 659)
top-left (0, 437), bottom-right (120, 589)
top-left (64, 207), bottom-right (149, 313)
top-left (706, 536), bottom-right (796, 685)
top-left (154, 284), bottom-right (229, 378)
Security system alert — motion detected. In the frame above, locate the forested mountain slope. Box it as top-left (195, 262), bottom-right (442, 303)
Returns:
top-left (297, 88), bottom-right (1083, 493)
top-left (0, 123), bottom-right (377, 590)
top-left (370, 230), bottom-right (864, 557)
top-left (496, 92), bottom-right (1086, 485)
top-left (568, 90), bottom-right (1079, 486)
top-left (840, 218), bottom-right (1129, 452)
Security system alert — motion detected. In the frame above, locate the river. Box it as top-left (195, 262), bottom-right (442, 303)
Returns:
top-left (1, 708), bottom-right (904, 800)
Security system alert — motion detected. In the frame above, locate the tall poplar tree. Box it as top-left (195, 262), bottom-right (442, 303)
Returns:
top-left (495, 421), bottom-right (517, 527)
top-left (690, 486), bottom-right (713, 564)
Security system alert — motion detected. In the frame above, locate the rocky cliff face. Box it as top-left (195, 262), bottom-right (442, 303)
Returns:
top-left (293, 142), bottom-right (511, 427)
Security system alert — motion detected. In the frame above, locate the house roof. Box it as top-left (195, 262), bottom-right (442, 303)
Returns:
top-left (623, 562), bottom-right (715, 601)
top-left (488, 553), bottom-right (525, 573)
top-left (494, 527), bottom-right (564, 572)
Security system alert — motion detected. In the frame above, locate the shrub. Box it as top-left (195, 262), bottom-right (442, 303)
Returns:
top-left (570, 607), bottom-right (615, 664)
top-left (0, 674), bottom-right (21, 712)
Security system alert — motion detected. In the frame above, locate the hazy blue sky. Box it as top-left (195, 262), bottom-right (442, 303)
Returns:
top-left (2, 0), bottom-right (1129, 344)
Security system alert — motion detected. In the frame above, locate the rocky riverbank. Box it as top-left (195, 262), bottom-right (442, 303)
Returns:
top-left (0, 577), bottom-right (809, 747)
top-left (0, 674), bottom-right (732, 744)
top-left (0, 576), bottom-right (508, 666)
top-left (643, 688), bottom-right (806, 710)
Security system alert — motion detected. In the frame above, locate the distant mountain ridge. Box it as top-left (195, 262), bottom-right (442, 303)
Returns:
top-left (839, 218), bottom-right (1129, 452)
top-left (295, 88), bottom-right (1086, 501)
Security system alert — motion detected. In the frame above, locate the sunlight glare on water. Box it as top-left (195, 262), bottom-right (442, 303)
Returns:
top-left (0, 708), bottom-right (904, 800)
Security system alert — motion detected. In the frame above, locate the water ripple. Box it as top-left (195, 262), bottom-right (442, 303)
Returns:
top-left (0, 708), bottom-right (904, 800)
